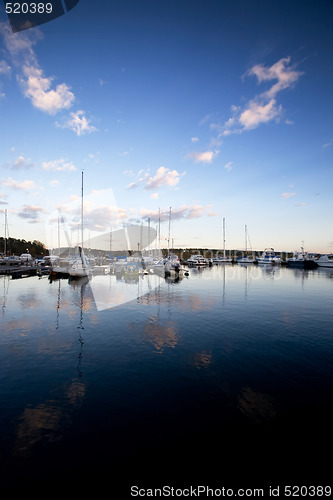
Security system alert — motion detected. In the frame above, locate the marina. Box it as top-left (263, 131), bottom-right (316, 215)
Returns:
top-left (1, 261), bottom-right (333, 492)
top-left (0, 0), bottom-right (332, 494)
top-left (1, 244), bottom-right (331, 280)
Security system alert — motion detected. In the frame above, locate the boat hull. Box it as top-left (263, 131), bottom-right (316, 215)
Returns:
top-left (287, 260), bottom-right (317, 269)
top-left (316, 261), bottom-right (333, 268)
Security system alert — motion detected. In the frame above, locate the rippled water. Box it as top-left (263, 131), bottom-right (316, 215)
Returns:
top-left (1, 264), bottom-right (333, 492)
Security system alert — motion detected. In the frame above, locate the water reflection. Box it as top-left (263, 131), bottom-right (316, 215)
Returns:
top-left (1, 265), bottom-right (333, 485)
top-left (5, 277), bottom-right (90, 459)
top-left (144, 321), bottom-right (179, 352)
top-left (190, 350), bottom-right (213, 369)
top-left (237, 387), bottom-right (277, 423)
top-left (1, 275), bottom-right (10, 316)
top-left (13, 402), bottom-right (65, 457)
top-left (12, 374), bottom-right (86, 459)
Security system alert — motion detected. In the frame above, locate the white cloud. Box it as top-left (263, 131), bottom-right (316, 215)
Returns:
top-left (139, 204), bottom-right (214, 222)
top-left (145, 166), bottom-right (184, 190)
top-left (0, 23), bottom-right (75, 115)
top-left (150, 193), bottom-right (159, 199)
top-left (58, 110), bottom-right (97, 136)
top-left (0, 60), bottom-right (11, 75)
top-left (247, 57), bottom-right (303, 99)
top-left (17, 204), bottom-right (47, 222)
top-left (281, 192), bottom-right (296, 199)
top-left (0, 193), bottom-right (8, 205)
top-left (9, 155), bottom-right (35, 170)
top-left (50, 180), bottom-right (60, 187)
top-left (42, 158), bottom-right (77, 172)
top-left (188, 150), bottom-right (219, 164)
top-left (239, 98), bottom-right (282, 130)
top-left (220, 57), bottom-right (303, 135)
top-left (285, 119), bottom-right (294, 125)
top-left (19, 65), bottom-right (74, 115)
top-left (2, 177), bottom-right (36, 190)
top-left (224, 161), bottom-right (233, 172)
top-left (191, 137), bottom-right (199, 143)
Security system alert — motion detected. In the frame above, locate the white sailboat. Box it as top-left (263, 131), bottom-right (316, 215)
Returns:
top-left (156, 207), bottom-right (187, 277)
top-left (213, 218), bottom-right (233, 263)
top-left (50, 215), bottom-right (69, 276)
top-left (68, 171), bottom-right (91, 279)
top-left (237, 225), bottom-right (255, 264)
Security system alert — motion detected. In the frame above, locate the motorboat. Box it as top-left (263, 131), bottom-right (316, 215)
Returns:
top-left (257, 248), bottom-right (281, 265)
top-left (287, 246), bottom-right (317, 269)
top-left (165, 254), bottom-right (187, 276)
top-left (187, 254), bottom-right (208, 266)
top-left (19, 253), bottom-right (33, 264)
top-left (315, 254), bottom-right (333, 268)
top-left (154, 254), bottom-right (188, 277)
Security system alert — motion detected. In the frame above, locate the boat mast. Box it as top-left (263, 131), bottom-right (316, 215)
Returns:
top-left (158, 207), bottom-right (161, 252)
top-left (245, 224), bottom-right (247, 254)
top-left (223, 218), bottom-right (226, 258)
top-left (81, 170), bottom-right (84, 249)
top-left (4, 209), bottom-right (7, 256)
top-left (58, 215), bottom-right (60, 260)
top-left (168, 206), bottom-right (171, 257)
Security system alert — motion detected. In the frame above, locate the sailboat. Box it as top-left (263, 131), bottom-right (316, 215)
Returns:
top-left (68, 171), bottom-right (91, 279)
top-left (237, 225), bottom-right (255, 264)
top-left (50, 215), bottom-right (69, 277)
top-left (154, 207), bottom-right (187, 277)
top-left (213, 218), bottom-right (233, 263)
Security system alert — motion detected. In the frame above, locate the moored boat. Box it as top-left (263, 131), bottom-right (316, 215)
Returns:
top-left (214, 217), bottom-right (233, 263)
top-left (165, 254), bottom-right (188, 276)
top-left (68, 246), bottom-right (91, 278)
top-left (237, 255), bottom-right (256, 264)
top-left (68, 172), bottom-right (91, 279)
top-left (212, 256), bottom-right (233, 263)
top-left (287, 245), bottom-right (317, 269)
top-left (237, 225), bottom-right (256, 264)
top-left (187, 254), bottom-right (208, 266)
top-left (257, 248), bottom-right (281, 265)
top-left (315, 254), bottom-right (333, 268)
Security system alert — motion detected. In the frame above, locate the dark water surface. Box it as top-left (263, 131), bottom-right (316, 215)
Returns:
top-left (1, 264), bottom-right (333, 494)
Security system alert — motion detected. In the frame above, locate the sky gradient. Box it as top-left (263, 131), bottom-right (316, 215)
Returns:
top-left (0, 0), bottom-right (332, 254)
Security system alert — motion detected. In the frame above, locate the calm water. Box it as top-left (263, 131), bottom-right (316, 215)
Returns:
top-left (1, 264), bottom-right (333, 493)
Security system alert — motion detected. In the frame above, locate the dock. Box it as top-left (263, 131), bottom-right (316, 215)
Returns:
top-left (0, 265), bottom-right (39, 279)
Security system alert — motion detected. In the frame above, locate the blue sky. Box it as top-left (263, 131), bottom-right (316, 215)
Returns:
top-left (0, 0), bottom-right (332, 254)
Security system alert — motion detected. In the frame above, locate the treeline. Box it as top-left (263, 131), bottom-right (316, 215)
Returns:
top-left (0, 237), bottom-right (47, 258)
